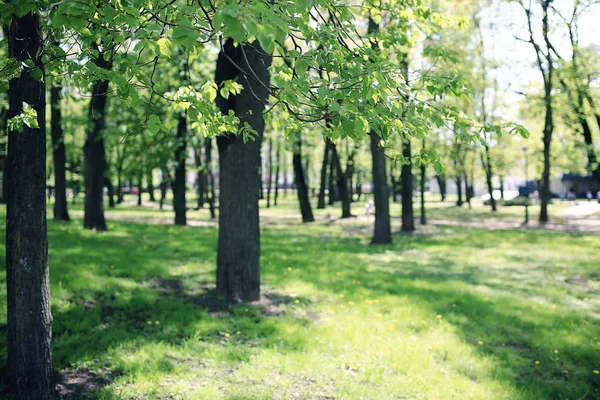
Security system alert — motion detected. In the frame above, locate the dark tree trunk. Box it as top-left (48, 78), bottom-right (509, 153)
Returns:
top-left (274, 138), bottom-right (280, 206)
top-left (481, 147), bottom-right (497, 211)
top-left (420, 147), bottom-right (427, 225)
top-left (106, 177), bottom-right (115, 208)
top-left (328, 147), bottom-right (336, 205)
top-left (435, 174), bottom-right (446, 201)
top-left (317, 140), bottom-right (330, 209)
top-left (194, 148), bottom-right (205, 209)
top-left (50, 83), bottom-right (70, 220)
top-left (215, 39), bottom-right (272, 302)
top-left (401, 140), bottom-right (415, 232)
top-left (455, 176), bottom-right (463, 206)
top-left (6, 13), bottom-right (56, 400)
top-left (147, 171), bottom-right (155, 202)
top-left (330, 141), bottom-right (352, 218)
top-left (159, 169), bottom-right (168, 210)
top-left (173, 114), bottom-right (187, 225)
top-left (266, 136), bottom-right (273, 207)
top-left (345, 145), bottom-right (356, 202)
top-left (465, 173), bottom-right (473, 209)
top-left (282, 150), bottom-right (288, 198)
top-left (370, 132), bottom-right (392, 244)
top-left (84, 50), bottom-right (110, 231)
top-left (137, 172), bottom-right (143, 206)
top-left (205, 138), bottom-right (216, 219)
top-left (293, 135), bottom-right (315, 223)
top-left (117, 167), bottom-right (123, 203)
top-left (499, 178), bottom-right (505, 200)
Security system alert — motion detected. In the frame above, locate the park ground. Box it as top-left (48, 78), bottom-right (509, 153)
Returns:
top-left (0, 196), bottom-right (599, 399)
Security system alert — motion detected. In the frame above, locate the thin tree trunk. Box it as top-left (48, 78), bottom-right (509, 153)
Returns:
top-left (330, 141), bottom-right (352, 218)
top-left (6, 13), bottom-right (56, 399)
top-left (435, 174), bottom-right (446, 201)
top-left (328, 146), bottom-right (336, 205)
top-left (137, 172), bottom-right (143, 206)
top-left (50, 83), bottom-right (70, 220)
top-left (282, 150), bottom-right (288, 198)
top-left (117, 166), bottom-right (123, 204)
top-left (159, 169), bottom-right (168, 210)
top-left (266, 136), bottom-right (273, 207)
top-left (205, 138), bottom-right (216, 219)
top-left (370, 132), bottom-right (392, 243)
top-left (173, 114), bottom-right (187, 225)
top-left (274, 138), bottom-right (280, 206)
top-left (499, 177), bottom-right (504, 200)
top-left (194, 148), bottom-right (205, 209)
top-left (147, 170), bottom-right (155, 202)
top-left (293, 135), bottom-right (315, 222)
top-left (420, 162), bottom-right (427, 225)
top-left (401, 140), bottom-right (415, 232)
top-left (106, 177), bottom-right (115, 208)
top-left (215, 39), bottom-right (271, 302)
top-left (481, 147), bottom-right (497, 211)
top-left (317, 140), bottom-right (330, 209)
top-left (455, 176), bottom-right (463, 206)
top-left (83, 49), bottom-right (110, 231)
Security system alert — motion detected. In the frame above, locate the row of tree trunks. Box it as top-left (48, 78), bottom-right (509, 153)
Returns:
top-left (6, 12), bottom-right (56, 399)
top-left (215, 39), bottom-right (272, 302)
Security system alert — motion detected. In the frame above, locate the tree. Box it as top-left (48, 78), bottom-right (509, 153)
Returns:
top-left (83, 46), bottom-right (111, 231)
top-left (400, 140), bottom-right (415, 232)
top-left (518, 0), bottom-right (555, 222)
top-left (173, 113), bottom-right (187, 226)
top-left (5, 10), bottom-right (55, 399)
top-left (50, 77), bottom-right (70, 220)
top-left (215, 39), bottom-right (272, 302)
top-left (293, 134), bottom-right (315, 222)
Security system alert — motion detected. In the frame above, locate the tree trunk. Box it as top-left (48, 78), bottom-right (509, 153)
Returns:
top-left (173, 114), bottom-right (187, 225)
top-left (499, 178), bottom-right (505, 200)
top-left (328, 147), bottom-right (336, 205)
top-left (481, 147), bottom-right (497, 211)
top-left (401, 140), bottom-right (415, 232)
top-left (194, 148), bottom-right (205, 209)
top-left (106, 177), bottom-right (115, 208)
top-left (117, 167), bottom-right (123, 204)
top-left (370, 132), bottom-right (392, 244)
top-left (330, 141), bottom-right (352, 218)
top-left (147, 170), bottom-right (155, 202)
top-left (318, 140), bottom-right (330, 209)
top-left (83, 50), bottom-right (110, 231)
top-left (6, 13), bottom-right (56, 400)
top-left (435, 174), bottom-right (446, 201)
top-left (293, 135), bottom-right (315, 223)
top-left (455, 176), bottom-right (463, 206)
top-left (159, 169), bottom-right (168, 210)
top-left (50, 83), bottom-right (70, 221)
top-left (282, 150), bottom-right (288, 198)
top-left (215, 39), bottom-right (272, 302)
top-left (205, 138), bottom-right (216, 219)
top-left (465, 173), bottom-right (473, 209)
top-left (266, 136), bottom-right (273, 208)
top-left (420, 152), bottom-right (427, 225)
top-left (274, 138), bottom-right (280, 206)
top-left (137, 172), bottom-right (143, 206)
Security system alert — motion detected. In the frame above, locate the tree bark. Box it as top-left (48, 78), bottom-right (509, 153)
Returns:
top-left (370, 132), bottom-right (392, 244)
top-left (328, 145), bottom-right (336, 205)
top-left (83, 49), bottom-right (110, 231)
top-left (481, 146), bottom-right (497, 211)
top-left (205, 138), bottom-right (216, 219)
top-left (194, 147), bottom-right (205, 209)
top-left (50, 83), bottom-right (70, 220)
top-left (106, 177), bottom-right (115, 208)
top-left (274, 138), bottom-right (280, 206)
top-left (215, 39), bottom-right (271, 302)
top-left (330, 141), bottom-right (352, 218)
top-left (401, 140), bottom-right (415, 232)
top-left (265, 136), bottom-right (272, 207)
top-left (317, 140), bottom-right (330, 209)
top-left (137, 172), bottom-right (143, 206)
top-left (147, 170), bottom-right (155, 202)
top-left (6, 12), bottom-right (56, 400)
top-left (455, 175), bottom-right (463, 206)
top-left (293, 135), bottom-right (315, 223)
top-left (435, 174), bottom-right (446, 201)
top-left (173, 114), bottom-right (187, 225)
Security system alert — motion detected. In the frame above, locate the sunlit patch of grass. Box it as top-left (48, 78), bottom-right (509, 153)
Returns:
top-left (0, 204), bottom-right (598, 399)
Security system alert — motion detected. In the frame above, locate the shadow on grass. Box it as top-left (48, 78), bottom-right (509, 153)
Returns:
top-left (0, 215), bottom-right (598, 398)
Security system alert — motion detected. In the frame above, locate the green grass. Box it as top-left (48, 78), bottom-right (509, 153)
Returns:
top-left (1, 204), bottom-right (599, 399)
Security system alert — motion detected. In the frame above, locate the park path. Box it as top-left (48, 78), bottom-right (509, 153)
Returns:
top-left (559, 201), bottom-right (600, 219)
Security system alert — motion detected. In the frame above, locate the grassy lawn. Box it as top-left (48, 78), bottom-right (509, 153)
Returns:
top-left (1, 204), bottom-right (599, 399)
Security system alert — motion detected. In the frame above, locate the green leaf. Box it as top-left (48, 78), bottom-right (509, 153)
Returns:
top-left (157, 38), bottom-right (173, 57)
top-left (433, 160), bottom-right (444, 175)
top-left (223, 15), bottom-right (245, 43)
top-left (172, 22), bottom-right (200, 48)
